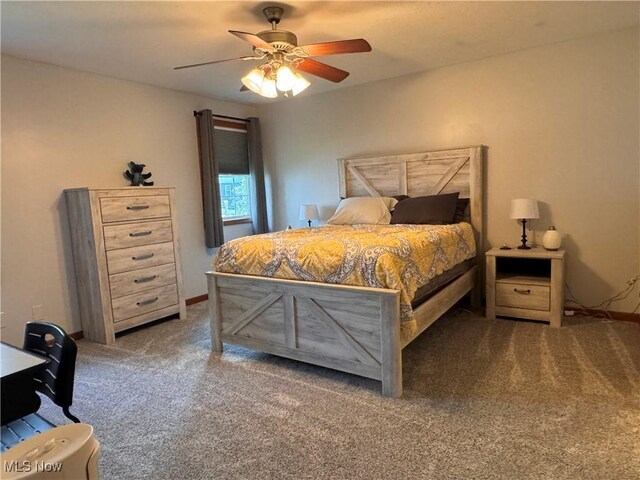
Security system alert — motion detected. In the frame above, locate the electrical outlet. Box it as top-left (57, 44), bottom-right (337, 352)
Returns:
top-left (32, 305), bottom-right (44, 321)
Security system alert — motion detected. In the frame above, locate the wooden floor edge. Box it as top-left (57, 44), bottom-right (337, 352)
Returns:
top-left (564, 306), bottom-right (639, 323)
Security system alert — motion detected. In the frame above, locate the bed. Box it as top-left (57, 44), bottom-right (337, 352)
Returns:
top-left (206, 145), bottom-right (485, 397)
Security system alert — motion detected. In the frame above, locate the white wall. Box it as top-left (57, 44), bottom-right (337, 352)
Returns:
top-left (258, 28), bottom-right (640, 313)
top-left (1, 55), bottom-right (256, 345)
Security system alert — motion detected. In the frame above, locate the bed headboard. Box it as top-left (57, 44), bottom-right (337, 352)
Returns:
top-left (338, 145), bottom-right (485, 262)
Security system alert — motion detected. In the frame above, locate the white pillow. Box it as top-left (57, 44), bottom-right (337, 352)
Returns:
top-left (326, 197), bottom-right (398, 225)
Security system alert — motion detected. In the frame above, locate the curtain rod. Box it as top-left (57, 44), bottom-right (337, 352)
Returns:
top-left (193, 111), bottom-right (248, 123)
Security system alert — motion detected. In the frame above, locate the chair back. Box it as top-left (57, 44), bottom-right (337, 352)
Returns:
top-left (23, 322), bottom-right (77, 412)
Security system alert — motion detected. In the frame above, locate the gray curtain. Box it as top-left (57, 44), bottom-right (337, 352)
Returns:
top-left (195, 109), bottom-right (224, 248)
top-left (247, 117), bottom-right (269, 234)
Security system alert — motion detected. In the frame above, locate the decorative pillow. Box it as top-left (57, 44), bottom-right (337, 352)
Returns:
top-left (453, 198), bottom-right (470, 223)
top-left (390, 192), bottom-right (460, 225)
top-left (327, 197), bottom-right (397, 225)
top-left (381, 197), bottom-right (399, 211)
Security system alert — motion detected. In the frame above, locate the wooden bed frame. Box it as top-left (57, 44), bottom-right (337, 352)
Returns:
top-left (207, 145), bottom-right (485, 397)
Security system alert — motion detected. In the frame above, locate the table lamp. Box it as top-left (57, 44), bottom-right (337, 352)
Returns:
top-left (510, 199), bottom-right (539, 249)
top-left (299, 204), bottom-right (319, 227)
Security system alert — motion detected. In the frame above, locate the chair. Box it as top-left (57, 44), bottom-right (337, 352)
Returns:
top-left (1, 322), bottom-right (80, 452)
top-left (23, 321), bottom-right (81, 423)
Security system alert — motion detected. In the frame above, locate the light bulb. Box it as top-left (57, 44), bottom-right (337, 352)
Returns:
top-left (291, 73), bottom-right (311, 96)
top-left (276, 66), bottom-right (297, 91)
top-left (241, 68), bottom-right (264, 95)
top-left (260, 77), bottom-right (278, 98)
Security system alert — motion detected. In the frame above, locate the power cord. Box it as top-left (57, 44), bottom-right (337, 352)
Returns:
top-left (565, 275), bottom-right (640, 322)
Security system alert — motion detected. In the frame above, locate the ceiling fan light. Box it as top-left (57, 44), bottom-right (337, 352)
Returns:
top-left (291, 73), bottom-right (311, 96)
top-left (260, 77), bottom-right (278, 98)
top-left (276, 65), bottom-right (297, 92)
top-left (241, 68), bottom-right (265, 94)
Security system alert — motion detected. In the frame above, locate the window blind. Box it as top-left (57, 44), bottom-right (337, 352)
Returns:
top-left (214, 128), bottom-right (249, 175)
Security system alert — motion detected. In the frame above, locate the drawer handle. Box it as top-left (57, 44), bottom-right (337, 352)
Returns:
top-left (137, 297), bottom-right (158, 306)
top-left (132, 253), bottom-right (154, 261)
top-left (129, 230), bottom-right (152, 237)
top-left (134, 275), bottom-right (157, 284)
top-left (126, 205), bottom-right (150, 211)
top-left (513, 288), bottom-right (531, 294)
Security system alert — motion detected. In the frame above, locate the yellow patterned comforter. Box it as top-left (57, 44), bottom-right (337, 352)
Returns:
top-left (213, 223), bottom-right (475, 334)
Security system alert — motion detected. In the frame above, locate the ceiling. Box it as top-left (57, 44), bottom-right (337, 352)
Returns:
top-left (1, 1), bottom-right (638, 105)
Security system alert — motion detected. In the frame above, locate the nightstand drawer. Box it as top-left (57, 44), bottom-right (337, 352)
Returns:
top-left (496, 282), bottom-right (550, 311)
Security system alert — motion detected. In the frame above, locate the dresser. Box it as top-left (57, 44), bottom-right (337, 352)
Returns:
top-left (65, 187), bottom-right (186, 344)
top-left (486, 247), bottom-right (565, 327)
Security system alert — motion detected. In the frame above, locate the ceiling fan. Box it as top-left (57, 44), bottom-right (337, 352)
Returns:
top-left (174, 6), bottom-right (372, 98)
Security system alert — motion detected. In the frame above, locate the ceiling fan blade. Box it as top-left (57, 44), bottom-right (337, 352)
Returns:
top-left (295, 58), bottom-right (349, 83)
top-left (229, 30), bottom-right (274, 51)
top-left (298, 39), bottom-right (371, 57)
top-left (174, 56), bottom-right (256, 70)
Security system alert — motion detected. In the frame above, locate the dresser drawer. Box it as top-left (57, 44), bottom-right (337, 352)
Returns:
top-left (103, 220), bottom-right (173, 251)
top-left (496, 282), bottom-right (550, 311)
top-left (100, 195), bottom-right (170, 223)
top-left (106, 242), bottom-right (175, 274)
top-left (111, 284), bottom-right (179, 323)
top-left (109, 264), bottom-right (177, 299)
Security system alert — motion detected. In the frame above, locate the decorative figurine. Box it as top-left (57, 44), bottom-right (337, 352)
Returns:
top-left (124, 162), bottom-right (154, 186)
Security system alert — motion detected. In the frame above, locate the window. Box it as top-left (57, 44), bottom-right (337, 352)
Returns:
top-left (219, 174), bottom-right (251, 219)
top-left (213, 120), bottom-right (252, 223)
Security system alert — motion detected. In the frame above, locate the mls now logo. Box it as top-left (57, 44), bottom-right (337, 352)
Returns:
top-left (4, 460), bottom-right (63, 473)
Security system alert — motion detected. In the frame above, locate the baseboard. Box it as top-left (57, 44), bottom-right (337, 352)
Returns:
top-left (186, 294), bottom-right (208, 306)
top-left (565, 306), bottom-right (639, 323)
top-left (67, 299), bottom-right (638, 340)
top-left (69, 331), bottom-right (84, 341)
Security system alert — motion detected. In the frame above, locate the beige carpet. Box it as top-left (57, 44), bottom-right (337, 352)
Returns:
top-left (39, 302), bottom-right (640, 479)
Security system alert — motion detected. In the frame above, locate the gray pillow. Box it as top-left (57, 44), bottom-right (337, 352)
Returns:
top-left (390, 193), bottom-right (460, 225)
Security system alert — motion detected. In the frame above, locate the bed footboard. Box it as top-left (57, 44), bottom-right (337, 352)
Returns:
top-left (207, 272), bottom-right (402, 397)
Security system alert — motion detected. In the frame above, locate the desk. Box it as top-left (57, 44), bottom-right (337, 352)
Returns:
top-left (1, 342), bottom-right (49, 425)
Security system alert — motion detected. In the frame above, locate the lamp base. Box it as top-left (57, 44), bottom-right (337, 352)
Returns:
top-left (518, 218), bottom-right (531, 249)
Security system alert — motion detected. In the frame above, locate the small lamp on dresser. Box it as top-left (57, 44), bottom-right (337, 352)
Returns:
top-left (299, 204), bottom-right (319, 227)
top-left (510, 198), bottom-right (539, 249)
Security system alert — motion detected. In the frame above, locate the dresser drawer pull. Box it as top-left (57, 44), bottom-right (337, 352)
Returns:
top-left (513, 288), bottom-right (531, 294)
top-left (126, 205), bottom-right (150, 211)
top-left (129, 230), bottom-right (152, 237)
top-left (134, 275), bottom-right (157, 284)
top-left (132, 253), bottom-right (154, 261)
top-left (136, 297), bottom-right (158, 306)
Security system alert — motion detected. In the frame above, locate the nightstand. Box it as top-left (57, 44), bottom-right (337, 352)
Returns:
top-left (486, 247), bottom-right (565, 327)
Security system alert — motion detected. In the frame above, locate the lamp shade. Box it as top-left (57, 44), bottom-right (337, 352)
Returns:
top-left (510, 199), bottom-right (539, 219)
top-left (291, 73), bottom-right (310, 96)
top-left (260, 77), bottom-right (277, 98)
top-left (241, 68), bottom-right (265, 95)
top-left (276, 66), bottom-right (296, 92)
top-left (299, 204), bottom-right (319, 221)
